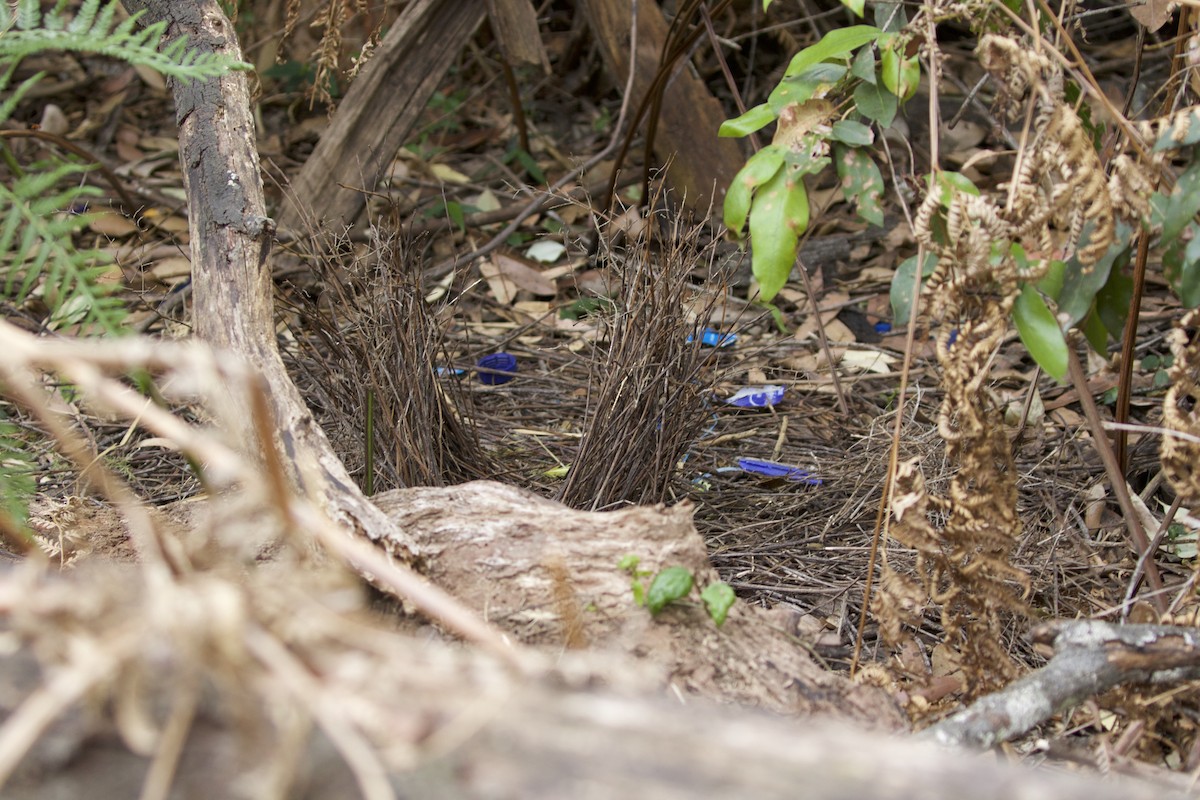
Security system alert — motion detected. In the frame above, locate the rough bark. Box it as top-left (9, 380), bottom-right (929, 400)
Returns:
top-left (276, 0), bottom-right (486, 231)
top-left (580, 0), bottom-right (746, 213)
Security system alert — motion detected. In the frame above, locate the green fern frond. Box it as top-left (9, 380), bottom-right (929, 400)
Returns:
top-left (0, 0), bottom-right (250, 86)
top-left (1, 165), bottom-right (127, 334)
top-left (0, 407), bottom-right (36, 541)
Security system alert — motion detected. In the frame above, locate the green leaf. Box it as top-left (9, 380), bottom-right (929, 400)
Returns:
top-left (853, 79), bottom-right (897, 127)
top-left (1080, 306), bottom-right (1109, 354)
top-left (768, 64), bottom-right (847, 114)
top-left (839, 0), bottom-right (866, 17)
top-left (646, 566), bottom-right (694, 614)
top-left (618, 554), bottom-right (641, 572)
top-left (748, 168), bottom-right (809, 301)
top-left (929, 171), bottom-right (980, 205)
top-left (880, 46), bottom-right (920, 101)
top-left (719, 103), bottom-right (776, 138)
top-left (1013, 283), bottom-right (1068, 381)
top-left (1034, 258), bottom-right (1066, 299)
top-left (830, 119), bottom-right (874, 146)
top-left (890, 253), bottom-right (936, 325)
top-left (834, 144), bottom-right (884, 226)
top-left (851, 45), bottom-right (876, 83)
top-left (1096, 262), bottom-right (1133, 335)
top-left (1055, 222), bottom-right (1130, 329)
top-left (444, 200), bottom-right (465, 232)
top-left (873, 0), bottom-right (907, 31)
top-left (783, 25), bottom-right (883, 78)
top-left (700, 582), bottom-right (736, 627)
top-left (1155, 159), bottom-right (1200, 242)
top-left (724, 146), bottom-right (785, 237)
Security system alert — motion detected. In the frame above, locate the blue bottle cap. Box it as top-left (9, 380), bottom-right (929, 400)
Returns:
top-left (476, 352), bottom-right (518, 385)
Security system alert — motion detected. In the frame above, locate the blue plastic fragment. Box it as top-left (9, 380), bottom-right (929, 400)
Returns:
top-left (436, 366), bottom-right (466, 378)
top-left (874, 321), bottom-right (892, 334)
top-left (688, 328), bottom-right (738, 348)
top-left (946, 328), bottom-right (959, 348)
top-left (737, 457), bottom-right (822, 485)
top-left (476, 352), bottom-right (518, 385)
top-left (725, 385), bottom-right (786, 408)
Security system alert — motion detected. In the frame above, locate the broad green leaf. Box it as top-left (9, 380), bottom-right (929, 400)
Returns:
top-left (1013, 284), bottom-right (1068, 381)
top-left (1080, 306), bottom-right (1109, 354)
top-left (749, 169), bottom-right (809, 301)
top-left (1156, 159), bottom-right (1200, 242)
top-left (784, 25), bottom-right (883, 77)
top-left (701, 582), bottom-right (736, 627)
top-left (890, 252), bottom-right (936, 325)
top-left (719, 103), bottom-right (776, 138)
top-left (646, 566), bottom-right (694, 614)
top-left (769, 64), bottom-right (847, 114)
top-left (834, 144), bottom-right (884, 226)
top-left (1168, 222), bottom-right (1200, 307)
top-left (854, 80), bottom-right (897, 127)
top-left (880, 46), bottom-right (920, 101)
top-left (1096, 263), bottom-right (1133, 337)
top-left (724, 146), bottom-right (785, 237)
top-left (1034, 259), bottom-right (1066, 299)
top-left (930, 171), bottom-right (980, 205)
top-left (1056, 222), bottom-right (1130, 329)
top-left (830, 119), bottom-right (874, 146)
top-left (851, 45), bottom-right (876, 82)
top-left (840, 0), bottom-right (866, 17)
top-left (873, 0), bottom-right (907, 31)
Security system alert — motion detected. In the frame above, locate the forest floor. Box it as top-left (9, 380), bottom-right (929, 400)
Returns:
top-left (6, 0), bottom-right (1200, 788)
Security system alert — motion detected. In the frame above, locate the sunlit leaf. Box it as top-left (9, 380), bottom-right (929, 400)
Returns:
top-left (719, 102), bottom-right (776, 138)
top-left (1013, 284), bottom-right (1068, 381)
top-left (646, 566), bottom-right (694, 614)
top-left (880, 45), bottom-right (920, 101)
top-left (701, 582), bottom-right (736, 627)
top-left (783, 25), bottom-right (883, 77)
top-left (749, 169), bottom-right (809, 301)
top-left (724, 145), bottom-right (785, 237)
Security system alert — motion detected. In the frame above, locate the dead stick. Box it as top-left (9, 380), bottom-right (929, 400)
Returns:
top-left (925, 620), bottom-right (1200, 748)
top-left (1065, 341), bottom-right (1167, 612)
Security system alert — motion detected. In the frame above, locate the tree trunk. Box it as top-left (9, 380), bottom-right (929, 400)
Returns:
top-left (276, 0), bottom-right (486, 231)
top-left (121, 0), bottom-right (417, 559)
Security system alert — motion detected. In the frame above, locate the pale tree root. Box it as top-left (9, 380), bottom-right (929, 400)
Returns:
top-left (925, 620), bottom-right (1200, 748)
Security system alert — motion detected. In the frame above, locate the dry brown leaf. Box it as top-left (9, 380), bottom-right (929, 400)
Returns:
top-left (1130, 0), bottom-right (1176, 31)
top-left (88, 211), bottom-right (139, 237)
top-left (489, 253), bottom-right (556, 296)
top-left (480, 259), bottom-right (519, 304)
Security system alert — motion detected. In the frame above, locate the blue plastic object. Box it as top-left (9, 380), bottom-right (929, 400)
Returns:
top-left (725, 385), bottom-right (786, 408)
top-left (436, 366), bottom-right (466, 378)
top-left (874, 321), bottom-right (892, 334)
top-left (476, 352), bottom-right (518, 385)
top-left (688, 328), bottom-right (737, 347)
top-left (737, 458), bottom-right (822, 485)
